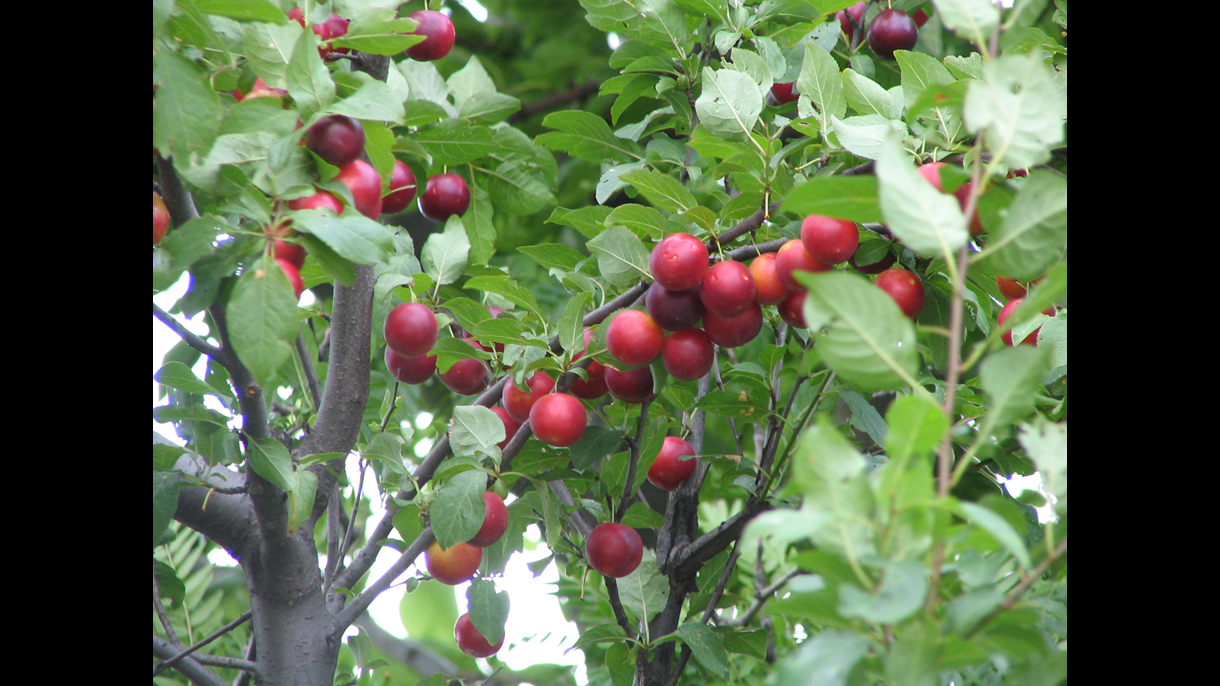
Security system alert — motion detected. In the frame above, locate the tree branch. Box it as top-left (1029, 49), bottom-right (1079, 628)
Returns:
top-left (152, 611), bottom-right (253, 677)
top-left (153, 636), bottom-right (228, 686)
top-left (616, 400), bottom-right (651, 521)
top-left (507, 80), bottom-right (602, 123)
top-left (156, 152), bottom-right (199, 226)
top-left (295, 331), bottom-right (322, 411)
top-left (153, 559), bottom-right (180, 645)
top-left (964, 538), bottom-right (1067, 639)
top-left (154, 302), bottom-right (222, 358)
top-left (604, 577), bottom-right (636, 639)
top-left (332, 526), bottom-right (435, 634)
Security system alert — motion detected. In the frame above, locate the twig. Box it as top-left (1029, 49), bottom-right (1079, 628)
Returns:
top-left (549, 479), bottom-right (596, 538)
top-left (153, 559), bottom-right (180, 645)
top-left (508, 80), bottom-right (602, 123)
top-left (190, 654), bottom-right (258, 671)
top-left (616, 400), bottom-right (652, 521)
top-left (232, 639), bottom-right (256, 686)
top-left (604, 577), bottom-right (636, 638)
top-left (156, 152), bottom-right (199, 225)
top-left (295, 331), bottom-right (322, 411)
top-left (730, 567), bottom-right (805, 627)
top-left (964, 538), bottom-right (1067, 638)
top-left (154, 303), bottom-right (223, 359)
top-left (326, 459), bottom-right (368, 592)
top-left (331, 526), bottom-right (435, 634)
top-left (153, 636), bottom-right (227, 686)
top-left (710, 348), bottom-right (745, 457)
top-left (152, 611), bottom-right (253, 677)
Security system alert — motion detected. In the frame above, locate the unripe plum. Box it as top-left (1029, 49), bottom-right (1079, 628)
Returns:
top-left (425, 540), bottom-right (481, 585)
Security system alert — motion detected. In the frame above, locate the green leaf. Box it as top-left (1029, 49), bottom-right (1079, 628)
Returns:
top-left (618, 168), bottom-right (697, 212)
top-left (193, 0), bottom-right (286, 23)
top-left (461, 91), bottom-right (522, 125)
top-left (547, 206), bottom-right (613, 239)
top-left (421, 217), bottom-right (472, 286)
top-left (935, 0), bottom-right (1001, 45)
top-left (838, 559), bottom-right (927, 623)
top-left (517, 243), bottom-right (588, 271)
top-left (673, 621), bottom-right (730, 677)
top-left (695, 67), bottom-right (763, 141)
top-left (451, 406), bottom-right (505, 459)
top-left (981, 346), bottom-right (1049, 427)
top-left (247, 437), bottom-right (296, 492)
top-left (560, 292), bottom-right (594, 356)
top-left (431, 469), bottom-right (488, 549)
top-left (447, 55), bottom-right (497, 107)
top-left (895, 50), bottom-right (954, 112)
top-left (286, 470), bottom-right (318, 533)
top-left (799, 271), bottom-right (918, 393)
top-left (463, 276), bottom-right (543, 316)
top-left (153, 51), bottom-right (222, 164)
top-left (876, 135), bottom-right (968, 259)
top-left (616, 552), bottom-right (669, 622)
top-left (538, 110), bottom-right (643, 163)
top-left (796, 42), bottom-right (846, 129)
top-left (782, 176), bottom-right (881, 224)
top-left (1018, 418), bottom-right (1067, 509)
top-left (154, 559), bottom-right (186, 606)
top-left (227, 257), bottom-right (300, 386)
top-left (621, 502), bottom-right (664, 529)
top-left (327, 78), bottom-right (405, 125)
top-left (842, 68), bottom-right (899, 119)
top-left (884, 395), bottom-right (949, 463)
top-left (414, 120), bottom-right (497, 165)
top-left (286, 28), bottom-right (335, 123)
top-left (831, 114), bottom-right (904, 161)
top-left (242, 22), bottom-right (302, 90)
top-left (788, 416), bottom-right (876, 557)
top-left (772, 631), bottom-right (869, 686)
top-left (964, 52), bottom-right (1066, 169)
top-left (290, 210), bottom-right (394, 265)
top-left (153, 472), bottom-right (181, 547)
top-left (587, 226), bottom-right (652, 288)
top-left (986, 171), bottom-right (1067, 281)
top-left (332, 18), bottom-right (424, 55)
top-left (839, 390), bottom-right (887, 445)
top-left (467, 578), bottom-right (510, 644)
top-left (958, 501), bottom-right (1032, 569)
top-left (155, 361), bottom-right (228, 398)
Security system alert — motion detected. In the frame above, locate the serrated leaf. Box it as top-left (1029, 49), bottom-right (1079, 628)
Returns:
top-left (153, 51), bottom-right (222, 164)
top-left (958, 501), bottom-right (1032, 569)
top-left (227, 258), bottom-right (300, 385)
top-left (422, 217), bottom-right (471, 286)
top-left (597, 160), bottom-right (648, 205)
top-left (618, 168), bottom-right (696, 212)
top-left (517, 243), bottom-right (588, 271)
top-left (560, 292), bottom-right (594, 355)
top-left (327, 78), bottom-right (405, 125)
top-left (286, 469), bottom-right (317, 533)
top-left (155, 361), bottom-right (226, 398)
top-left (414, 120), bottom-right (497, 165)
top-left (548, 206), bottom-right (613, 239)
top-left (290, 210), bottom-right (394, 264)
top-left (431, 469), bottom-right (488, 549)
top-left (884, 395), bottom-right (949, 463)
top-left (193, 0), bottom-right (286, 23)
top-left (981, 346), bottom-right (1049, 427)
top-left (840, 390), bottom-right (887, 445)
top-left (831, 114), bottom-right (905, 160)
top-left (895, 50), bottom-right (954, 110)
top-left (788, 416), bottom-right (876, 557)
top-left (607, 204), bottom-right (670, 240)
top-left (772, 630), bottom-right (869, 686)
top-left (796, 42), bottom-right (846, 129)
top-left (782, 176), bottom-right (881, 223)
top-left (464, 276), bottom-right (543, 316)
top-left (242, 22), bottom-right (302, 90)
top-left (876, 135), bottom-right (968, 259)
top-left (799, 271), bottom-right (918, 393)
top-left (934, 0), bottom-right (1001, 44)
top-left (696, 67), bottom-right (763, 141)
top-left (838, 558), bottom-right (927, 624)
top-left (467, 578), bottom-right (510, 644)
top-left (617, 552), bottom-right (669, 622)
top-left (247, 437), bottom-right (296, 492)
top-left (331, 17), bottom-right (424, 55)
top-left (964, 52), bottom-right (1066, 169)
top-left (537, 110), bottom-right (643, 163)
top-left (587, 226), bottom-right (652, 287)
top-left (986, 171), bottom-right (1067, 280)
top-left (674, 621), bottom-right (729, 677)
top-left (1018, 418), bottom-right (1067, 508)
top-left (153, 472), bottom-right (181, 547)
top-left (842, 68), bottom-right (899, 119)
top-left (286, 28), bottom-right (335, 122)
top-left (451, 406), bottom-right (505, 458)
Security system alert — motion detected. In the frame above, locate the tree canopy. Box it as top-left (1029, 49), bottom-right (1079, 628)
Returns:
top-left (152, 1), bottom-right (1067, 685)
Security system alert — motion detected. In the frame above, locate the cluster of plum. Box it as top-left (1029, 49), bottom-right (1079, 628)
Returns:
top-left (769, 2), bottom-right (930, 105)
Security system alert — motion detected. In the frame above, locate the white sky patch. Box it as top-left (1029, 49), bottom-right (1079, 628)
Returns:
top-left (457, 0), bottom-right (489, 22)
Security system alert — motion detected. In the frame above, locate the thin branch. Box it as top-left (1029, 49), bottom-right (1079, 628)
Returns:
top-left (710, 348), bottom-right (745, 457)
top-left (327, 458), bottom-right (368, 594)
top-left (154, 303), bottom-right (223, 358)
top-left (153, 636), bottom-right (227, 686)
top-left (332, 526), bottom-right (435, 634)
top-left (190, 654), bottom-right (258, 671)
top-left (604, 577), bottom-right (636, 638)
top-left (232, 639), bottom-right (255, 686)
top-left (549, 479), bottom-right (595, 538)
top-left (507, 80), bottom-right (602, 123)
top-left (295, 331), bottom-right (322, 411)
top-left (324, 488), bottom-right (344, 587)
top-left (156, 152), bottom-right (199, 226)
top-left (616, 400), bottom-right (652, 521)
top-left (729, 567), bottom-right (805, 627)
top-left (153, 559), bottom-right (180, 645)
top-left (152, 611), bottom-right (253, 677)
top-left (964, 538), bottom-right (1067, 638)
